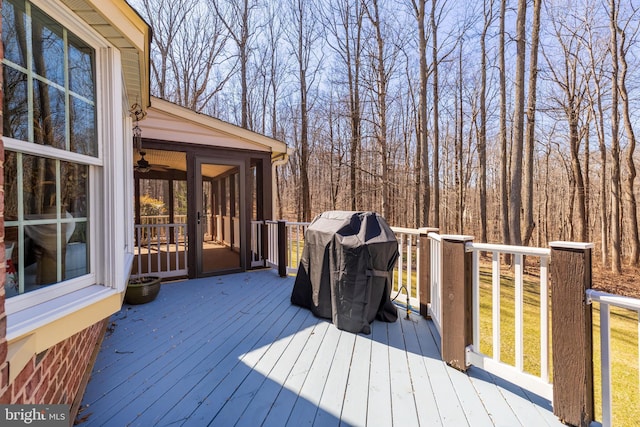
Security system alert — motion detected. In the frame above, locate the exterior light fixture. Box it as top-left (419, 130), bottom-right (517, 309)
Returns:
top-left (130, 103), bottom-right (150, 173)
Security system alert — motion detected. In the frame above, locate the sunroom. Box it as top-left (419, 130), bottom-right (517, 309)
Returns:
top-left (130, 97), bottom-right (288, 280)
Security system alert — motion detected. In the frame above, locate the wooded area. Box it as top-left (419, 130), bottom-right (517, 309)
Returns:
top-left (132, 0), bottom-right (640, 274)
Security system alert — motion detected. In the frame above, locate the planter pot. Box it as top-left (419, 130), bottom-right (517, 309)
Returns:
top-left (125, 276), bottom-right (161, 304)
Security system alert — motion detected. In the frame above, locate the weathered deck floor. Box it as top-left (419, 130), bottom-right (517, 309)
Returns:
top-left (78, 269), bottom-right (563, 426)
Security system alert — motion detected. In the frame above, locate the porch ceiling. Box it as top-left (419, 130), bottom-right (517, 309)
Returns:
top-left (135, 149), bottom-right (236, 178)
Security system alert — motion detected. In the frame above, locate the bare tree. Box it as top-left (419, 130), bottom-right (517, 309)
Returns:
top-left (409, 0), bottom-right (431, 227)
top-left (430, 0), bottom-right (441, 227)
top-left (499, 0), bottom-right (510, 246)
top-left (139, 0), bottom-right (232, 110)
top-left (509, 0), bottom-right (527, 246)
top-left (610, 0), bottom-right (622, 273)
top-left (522, 0), bottom-right (541, 246)
top-left (617, 6), bottom-right (640, 265)
top-left (363, 0), bottom-right (400, 219)
top-left (211, 0), bottom-right (259, 129)
top-left (324, 0), bottom-right (365, 211)
top-left (478, 0), bottom-right (495, 242)
top-left (584, 9), bottom-right (610, 266)
top-left (286, 0), bottom-right (322, 221)
top-left (543, 5), bottom-right (589, 242)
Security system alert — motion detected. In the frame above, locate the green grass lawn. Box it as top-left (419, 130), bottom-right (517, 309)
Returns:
top-left (476, 263), bottom-right (639, 425)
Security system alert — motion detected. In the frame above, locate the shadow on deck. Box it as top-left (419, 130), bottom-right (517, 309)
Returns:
top-left (77, 269), bottom-right (563, 426)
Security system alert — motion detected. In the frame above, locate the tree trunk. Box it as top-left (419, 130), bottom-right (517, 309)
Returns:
top-left (523, 0), bottom-right (541, 246)
top-left (413, 0), bottom-right (430, 227)
top-left (509, 0), bottom-right (527, 246)
top-left (364, 0), bottom-right (390, 218)
top-left (478, 0), bottom-right (493, 242)
top-left (431, 0), bottom-right (440, 228)
top-left (610, 0), bottom-right (622, 273)
top-left (499, 0), bottom-right (510, 246)
top-left (618, 25), bottom-right (640, 265)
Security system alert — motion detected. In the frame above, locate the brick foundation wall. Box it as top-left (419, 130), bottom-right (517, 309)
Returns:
top-left (0, 319), bottom-right (107, 405)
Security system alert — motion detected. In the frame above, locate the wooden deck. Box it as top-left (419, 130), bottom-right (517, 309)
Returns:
top-left (78, 269), bottom-right (564, 426)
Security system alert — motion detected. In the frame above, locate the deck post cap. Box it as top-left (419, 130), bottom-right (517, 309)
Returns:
top-left (549, 241), bottom-right (594, 250)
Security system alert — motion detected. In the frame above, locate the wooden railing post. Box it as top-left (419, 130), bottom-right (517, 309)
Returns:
top-left (261, 220), bottom-right (269, 268)
top-left (550, 241), bottom-right (594, 427)
top-left (418, 227), bottom-right (437, 318)
top-left (441, 234), bottom-right (474, 371)
top-left (277, 220), bottom-right (288, 277)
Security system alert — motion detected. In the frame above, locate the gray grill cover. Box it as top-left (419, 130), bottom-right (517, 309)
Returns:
top-left (291, 211), bottom-right (399, 334)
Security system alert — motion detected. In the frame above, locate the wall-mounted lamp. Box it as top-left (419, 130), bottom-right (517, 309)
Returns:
top-left (130, 103), bottom-right (150, 173)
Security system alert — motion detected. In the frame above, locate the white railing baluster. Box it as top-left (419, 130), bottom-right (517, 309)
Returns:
top-left (416, 234), bottom-right (421, 310)
top-left (492, 251), bottom-right (501, 362)
top-left (515, 253), bottom-right (523, 371)
top-left (540, 256), bottom-right (549, 382)
top-left (398, 234), bottom-right (404, 295)
top-left (407, 235), bottom-right (413, 304)
top-left (428, 233), bottom-right (442, 336)
top-left (472, 249), bottom-right (480, 352)
top-left (600, 303), bottom-right (612, 427)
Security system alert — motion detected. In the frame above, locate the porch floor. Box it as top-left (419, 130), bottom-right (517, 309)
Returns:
top-left (77, 270), bottom-right (563, 426)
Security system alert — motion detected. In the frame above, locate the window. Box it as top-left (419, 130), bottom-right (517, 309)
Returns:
top-left (3, 0), bottom-right (96, 299)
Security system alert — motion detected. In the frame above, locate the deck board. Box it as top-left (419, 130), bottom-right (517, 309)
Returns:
top-left (78, 270), bottom-right (565, 426)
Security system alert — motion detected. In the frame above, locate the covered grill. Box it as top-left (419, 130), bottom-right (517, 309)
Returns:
top-left (291, 211), bottom-right (399, 334)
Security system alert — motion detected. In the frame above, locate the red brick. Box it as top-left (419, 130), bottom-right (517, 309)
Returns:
top-left (0, 361), bottom-right (8, 389)
top-left (13, 358), bottom-right (35, 390)
top-left (24, 366), bottom-right (42, 399)
top-left (44, 385), bottom-right (55, 403)
top-left (0, 382), bottom-right (11, 404)
top-left (34, 376), bottom-right (48, 403)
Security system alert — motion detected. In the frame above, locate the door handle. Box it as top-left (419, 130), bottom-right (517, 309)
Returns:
top-left (197, 211), bottom-right (201, 224)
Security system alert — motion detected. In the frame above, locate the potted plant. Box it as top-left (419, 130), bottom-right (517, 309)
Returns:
top-left (125, 276), bottom-right (161, 304)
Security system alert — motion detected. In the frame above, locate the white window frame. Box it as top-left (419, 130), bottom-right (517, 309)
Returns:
top-left (4, 0), bottom-right (131, 322)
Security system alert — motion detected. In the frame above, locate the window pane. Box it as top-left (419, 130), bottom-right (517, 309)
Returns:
top-left (70, 97), bottom-right (96, 156)
top-left (3, 67), bottom-right (29, 140)
top-left (33, 79), bottom-right (66, 149)
top-left (4, 152), bottom-right (18, 221)
top-left (66, 221), bottom-right (87, 279)
top-left (5, 226), bottom-right (21, 298)
top-left (31, 6), bottom-right (64, 87)
top-left (23, 154), bottom-right (57, 216)
top-left (68, 33), bottom-right (95, 101)
top-left (26, 223), bottom-right (60, 286)
top-left (61, 161), bottom-right (88, 217)
top-left (2, 0), bottom-right (28, 68)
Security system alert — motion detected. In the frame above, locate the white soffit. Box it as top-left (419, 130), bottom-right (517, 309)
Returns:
top-left (142, 98), bottom-right (288, 155)
top-left (61, 0), bottom-right (150, 108)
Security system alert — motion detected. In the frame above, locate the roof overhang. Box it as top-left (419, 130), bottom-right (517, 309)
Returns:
top-left (60, 0), bottom-right (151, 111)
top-left (141, 97), bottom-right (289, 158)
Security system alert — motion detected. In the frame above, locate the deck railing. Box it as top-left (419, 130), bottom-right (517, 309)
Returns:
top-left (131, 216), bottom-right (636, 427)
top-left (388, 226), bottom-right (420, 312)
top-left (465, 241), bottom-right (553, 400)
top-left (587, 289), bottom-right (640, 427)
top-left (256, 220), bottom-right (428, 314)
top-left (132, 223), bottom-right (188, 279)
top-left (427, 232), bottom-right (443, 335)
